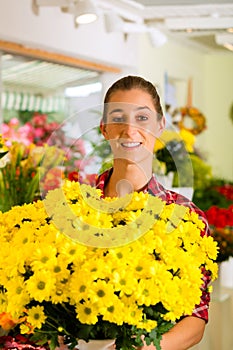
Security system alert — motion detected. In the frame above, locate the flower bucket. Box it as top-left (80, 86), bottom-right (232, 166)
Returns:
top-left (77, 339), bottom-right (115, 350)
top-left (212, 263), bottom-right (229, 302)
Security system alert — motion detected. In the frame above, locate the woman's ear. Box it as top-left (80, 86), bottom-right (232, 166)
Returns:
top-left (100, 119), bottom-right (109, 140)
top-left (157, 115), bottom-right (166, 137)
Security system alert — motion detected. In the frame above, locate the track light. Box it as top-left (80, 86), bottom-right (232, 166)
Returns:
top-left (75, 0), bottom-right (98, 24)
top-left (104, 12), bottom-right (167, 47)
top-left (148, 28), bottom-right (167, 48)
top-left (104, 12), bottom-right (124, 33)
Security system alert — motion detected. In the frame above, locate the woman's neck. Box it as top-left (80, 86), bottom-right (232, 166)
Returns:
top-left (104, 160), bottom-right (153, 198)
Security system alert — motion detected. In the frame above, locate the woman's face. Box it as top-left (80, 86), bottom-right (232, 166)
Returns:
top-left (101, 89), bottom-right (165, 165)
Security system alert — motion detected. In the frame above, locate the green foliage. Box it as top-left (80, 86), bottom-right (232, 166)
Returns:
top-left (189, 154), bottom-right (212, 190)
top-left (193, 177), bottom-right (233, 211)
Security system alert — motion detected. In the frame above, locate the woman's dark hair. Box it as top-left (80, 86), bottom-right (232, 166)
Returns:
top-left (103, 75), bottom-right (164, 123)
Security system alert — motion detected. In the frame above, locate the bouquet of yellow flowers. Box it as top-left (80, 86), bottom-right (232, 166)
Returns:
top-left (0, 181), bottom-right (218, 349)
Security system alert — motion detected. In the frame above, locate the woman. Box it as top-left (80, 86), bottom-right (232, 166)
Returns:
top-left (97, 75), bottom-right (211, 350)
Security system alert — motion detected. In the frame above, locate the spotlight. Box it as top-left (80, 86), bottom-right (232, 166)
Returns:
top-left (75, 0), bottom-right (98, 24)
top-left (148, 29), bottom-right (167, 48)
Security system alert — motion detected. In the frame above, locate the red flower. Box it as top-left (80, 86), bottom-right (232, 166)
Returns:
top-left (68, 171), bottom-right (80, 182)
top-left (41, 168), bottom-right (64, 193)
top-left (215, 184), bottom-right (233, 201)
top-left (205, 205), bottom-right (233, 228)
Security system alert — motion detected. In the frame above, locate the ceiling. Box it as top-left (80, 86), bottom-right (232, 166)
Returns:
top-left (95, 0), bottom-right (233, 53)
top-left (34, 0), bottom-right (233, 53)
top-left (1, 1), bottom-right (232, 101)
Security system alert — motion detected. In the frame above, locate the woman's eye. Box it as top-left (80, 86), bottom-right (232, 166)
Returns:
top-left (137, 115), bottom-right (148, 121)
top-left (112, 116), bottom-right (124, 123)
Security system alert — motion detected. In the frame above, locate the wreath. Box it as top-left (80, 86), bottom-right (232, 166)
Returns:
top-left (178, 107), bottom-right (207, 135)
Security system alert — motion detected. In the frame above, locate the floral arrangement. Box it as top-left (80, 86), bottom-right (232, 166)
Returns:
top-left (0, 180), bottom-right (218, 350)
top-left (215, 183), bottom-right (233, 202)
top-left (193, 178), bottom-right (233, 263)
top-left (0, 136), bottom-right (65, 212)
top-left (205, 205), bottom-right (233, 262)
top-left (2, 116), bottom-right (93, 178)
top-left (153, 129), bottom-right (191, 186)
top-left (2, 114), bottom-right (60, 146)
top-left (153, 129), bottom-right (212, 188)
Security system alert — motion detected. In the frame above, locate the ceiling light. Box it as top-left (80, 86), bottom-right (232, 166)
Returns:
top-left (104, 12), bottom-right (124, 32)
top-left (148, 28), bottom-right (167, 48)
top-left (75, 0), bottom-right (98, 24)
top-left (104, 12), bottom-right (167, 47)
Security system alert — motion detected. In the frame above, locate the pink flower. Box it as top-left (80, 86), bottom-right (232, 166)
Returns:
top-left (32, 113), bottom-right (47, 126)
top-left (33, 127), bottom-right (45, 138)
top-left (9, 118), bottom-right (19, 127)
top-left (2, 123), bottom-right (10, 134)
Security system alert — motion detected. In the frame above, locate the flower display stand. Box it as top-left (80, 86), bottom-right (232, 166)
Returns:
top-left (220, 257), bottom-right (233, 289)
top-left (212, 263), bottom-right (229, 302)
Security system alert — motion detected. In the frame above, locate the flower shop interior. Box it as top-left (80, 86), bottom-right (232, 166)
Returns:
top-left (0, 0), bottom-right (233, 349)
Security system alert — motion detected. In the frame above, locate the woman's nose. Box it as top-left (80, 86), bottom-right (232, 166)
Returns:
top-left (122, 121), bottom-right (138, 136)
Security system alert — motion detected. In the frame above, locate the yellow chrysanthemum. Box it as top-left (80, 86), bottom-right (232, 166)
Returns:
top-left (31, 245), bottom-right (58, 271)
top-left (137, 319), bottom-right (158, 332)
top-left (26, 305), bottom-right (46, 329)
top-left (5, 277), bottom-right (30, 317)
top-left (76, 300), bottom-right (99, 325)
top-left (86, 280), bottom-right (116, 308)
top-left (102, 297), bottom-right (125, 325)
top-left (26, 270), bottom-right (56, 302)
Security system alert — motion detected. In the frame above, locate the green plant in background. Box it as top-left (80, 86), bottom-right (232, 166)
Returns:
top-left (193, 177), bottom-right (233, 212)
top-left (189, 154), bottom-right (212, 190)
top-left (0, 141), bottom-right (41, 212)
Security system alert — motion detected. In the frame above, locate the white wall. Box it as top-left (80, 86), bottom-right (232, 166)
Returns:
top-left (138, 34), bottom-right (205, 114)
top-left (139, 34), bottom-right (233, 181)
top-left (0, 0), bottom-right (138, 70)
top-left (203, 54), bottom-right (233, 181)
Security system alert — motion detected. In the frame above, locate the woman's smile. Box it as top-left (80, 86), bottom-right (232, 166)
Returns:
top-left (120, 141), bottom-right (142, 149)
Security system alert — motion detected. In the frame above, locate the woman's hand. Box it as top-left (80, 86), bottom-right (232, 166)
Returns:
top-left (136, 316), bottom-right (205, 350)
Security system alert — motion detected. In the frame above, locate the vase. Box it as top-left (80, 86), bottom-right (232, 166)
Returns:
top-left (77, 339), bottom-right (115, 350)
